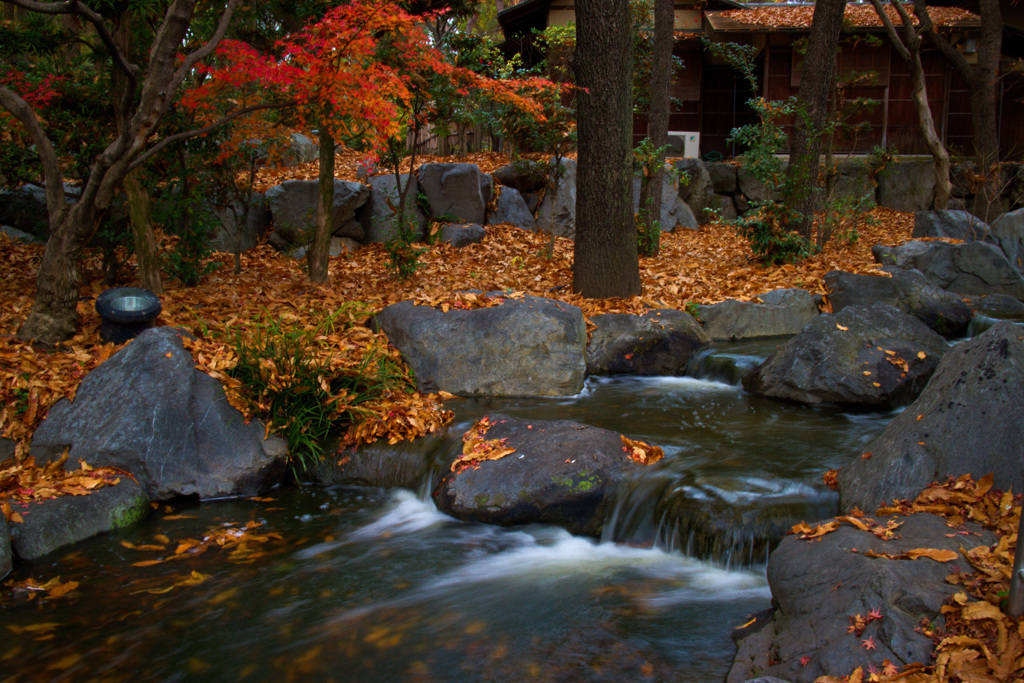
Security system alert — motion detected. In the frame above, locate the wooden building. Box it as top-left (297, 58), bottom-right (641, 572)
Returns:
top-left (497, 1), bottom-right (1024, 161)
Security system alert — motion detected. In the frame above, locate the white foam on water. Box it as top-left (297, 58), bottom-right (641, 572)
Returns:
top-left (603, 375), bottom-right (738, 393)
top-left (347, 489), bottom-right (450, 540)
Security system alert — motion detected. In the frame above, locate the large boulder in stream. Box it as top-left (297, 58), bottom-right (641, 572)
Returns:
top-left (29, 328), bottom-right (289, 501)
top-left (697, 289), bottom-right (819, 341)
top-left (824, 269), bottom-right (973, 339)
top-left (838, 322), bottom-right (1024, 512)
top-left (433, 414), bottom-right (657, 536)
top-left (742, 304), bottom-right (948, 409)
top-left (728, 513), bottom-right (996, 683)
top-left (873, 240), bottom-right (1024, 300)
top-left (9, 478), bottom-right (150, 561)
top-left (585, 309), bottom-right (708, 376)
top-left (373, 293), bottom-right (586, 397)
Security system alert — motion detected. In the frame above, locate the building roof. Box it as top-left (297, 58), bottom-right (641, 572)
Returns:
top-left (706, 3), bottom-right (980, 33)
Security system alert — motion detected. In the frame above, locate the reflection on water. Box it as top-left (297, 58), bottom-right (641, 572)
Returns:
top-left (1, 341), bottom-right (899, 681)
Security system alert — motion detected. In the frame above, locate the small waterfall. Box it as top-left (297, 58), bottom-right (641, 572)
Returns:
top-left (605, 470), bottom-right (839, 569)
top-left (685, 342), bottom-right (778, 386)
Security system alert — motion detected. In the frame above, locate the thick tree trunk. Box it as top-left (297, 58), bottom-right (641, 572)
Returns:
top-left (785, 0), bottom-right (847, 241)
top-left (637, 0), bottom-right (673, 258)
top-left (572, 0), bottom-right (641, 298)
top-left (308, 129), bottom-right (334, 284)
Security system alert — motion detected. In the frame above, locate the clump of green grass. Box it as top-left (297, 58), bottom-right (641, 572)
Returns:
top-left (228, 305), bottom-right (411, 474)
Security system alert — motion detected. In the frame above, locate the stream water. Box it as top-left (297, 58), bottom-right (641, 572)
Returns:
top-left (2, 340), bottom-right (898, 682)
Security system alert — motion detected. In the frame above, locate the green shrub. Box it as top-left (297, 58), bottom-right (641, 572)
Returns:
top-left (228, 308), bottom-right (410, 474)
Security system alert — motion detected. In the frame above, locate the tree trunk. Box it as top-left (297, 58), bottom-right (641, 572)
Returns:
top-left (785, 0), bottom-right (847, 241)
top-left (871, 0), bottom-right (951, 210)
top-left (307, 129), bottom-right (334, 284)
top-left (124, 170), bottom-right (163, 293)
top-left (637, 0), bottom-right (673, 258)
top-left (113, 11), bottom-right (164, 294)
top-left (914, 0), bottom-right (1002, 220)
top-left (572, 0), bottom-right (641, 298)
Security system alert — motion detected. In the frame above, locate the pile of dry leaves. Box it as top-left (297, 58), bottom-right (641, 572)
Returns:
top-left (801, 474), bottom-right (1024, 683)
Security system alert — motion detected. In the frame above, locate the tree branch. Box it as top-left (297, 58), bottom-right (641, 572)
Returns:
top-left (70, 0), bottom-right (139, 87)
top-left (913, 0), bottom-right (972, 81)
top-left (868, 0), bottom-right (911, 63)
top-left (0, 0), bottom-right (73, 15)
top-left (0, 85), bottom-right (65, 220)
top-left (171, 0), bottom-right (243, 86)
top-left (127, 102), bottom-right (292, 172)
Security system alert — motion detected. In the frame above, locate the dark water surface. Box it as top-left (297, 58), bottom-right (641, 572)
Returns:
top-left (2, 342), bottom-right (897, 682)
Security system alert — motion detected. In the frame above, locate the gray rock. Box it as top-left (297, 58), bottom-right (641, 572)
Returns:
top-left (0, 437), bottom-right (13, 460)
top-left (873, 240), bottom-right (1024, 299)
top-left (285, 236), bottom-right (357, 261)
top-left (707, 162), bottom-right (738, 194)
top-left (676, 159), bottom-right (716, 225)
top-left (838, 322), bottom-right (1024, 511)
top-left (480, 173), bottom-right (494, 207)
top-left (0, 514), bottom-right (10, 581)
top-left (698, 290), bottom-right (819, 341)
top-left (307, 433), bottom-right (448, 489)
top-left (633, 172), bottom-right (684, 231)
top-left (487, 187), bottom-right (535, 230)
top-left (728, 513), bottom-right (995, 683)
top-left (991, 208), bottom-right (1024, 273)
top-left (586, 309), bottom-right (709, 376)
top-left (417, 163), bottom-right (486, 224)
top-left (707, 193), bottom-right (738, 221)
top-left (1, 225), bottom-right (43, 243)
top-left (439, 223), bottom-right (485, 248)
top-left (373, 294), bottom-right (586, 397)
top-left (738, 166), bottom-right (775, 204)
top-left (675, 202), bottom-right (699, 230)
top-left (266, 179), bottom-right (370, 246)
top-left (673, 158), bottom-right (708, 202)
top-left (832, 160), bottom-right (875, 203)
top-left (877, 158), bottom-right (937, 212)
top-left (963, 293), bottom-right (1024, 316)
top-left (357, 173), bottom-right (426, 243)
top-left (434, 414), bottom-right (655, 536)
top-left (492, 160), bottom-right (548, 194)
top-left (29, 327), bottom-right (289, 500)
top-left (284, 133), bottom-right (318, 166)
top-left (824, 269), bottom-right (973, 338)
top-left (913, 210), bottom-right (992, 243)
top-left (0, 184), bottom-right (48, 237)
top-left (210, 192), bottom-right (272, 253)
top-left (9, 478), bottom-right (150, 561)
top-left (537, 158), bottom-right (577, 238)
top-left (742, 304), bottom-right (948, 409)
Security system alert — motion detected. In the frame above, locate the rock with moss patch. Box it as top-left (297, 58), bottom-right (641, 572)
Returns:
top-left (433, 414), bottom-right (658, 536)
top-left (9, 478), bottom-right (150, 561)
